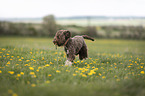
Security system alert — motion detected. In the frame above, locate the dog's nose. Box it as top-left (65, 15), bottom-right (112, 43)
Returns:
top-left (53, 40), bottom-right (57, 45)
top-left (53, 40), bottom-right (56, 43)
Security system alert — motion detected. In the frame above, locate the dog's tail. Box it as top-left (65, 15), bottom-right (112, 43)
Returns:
top-left (82, 35), bottom-right (94, 41)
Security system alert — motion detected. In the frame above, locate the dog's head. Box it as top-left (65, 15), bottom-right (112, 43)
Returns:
top-left (53, 30), bottom-right (71, 46)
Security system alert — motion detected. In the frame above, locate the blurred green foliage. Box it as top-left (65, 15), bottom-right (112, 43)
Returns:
top-left (0, 15), bottom-right (145, 39)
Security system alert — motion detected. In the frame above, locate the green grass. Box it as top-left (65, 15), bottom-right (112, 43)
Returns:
top-left (0, 37), bottom-right (145, 96)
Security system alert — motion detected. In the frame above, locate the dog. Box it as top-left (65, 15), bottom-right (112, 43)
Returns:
top-left (53, 30), bottom-right (94, 66)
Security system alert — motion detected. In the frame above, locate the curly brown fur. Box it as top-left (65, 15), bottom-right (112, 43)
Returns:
top-left (53, 30), bottom-right (94, 66)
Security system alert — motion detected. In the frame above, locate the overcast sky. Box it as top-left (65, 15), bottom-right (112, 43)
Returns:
top-left (0, 0), bottom-right (145, 18)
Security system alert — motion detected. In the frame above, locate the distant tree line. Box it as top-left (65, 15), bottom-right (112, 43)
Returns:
top-left (0, 15), bottom-right (145, 39)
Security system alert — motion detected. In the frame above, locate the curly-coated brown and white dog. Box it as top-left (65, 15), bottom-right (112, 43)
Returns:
top-left (53, 30), bottom-right (94, 66)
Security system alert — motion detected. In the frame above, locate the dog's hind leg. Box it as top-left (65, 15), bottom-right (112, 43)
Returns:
top-left (79, 45), bottom-right (88, 60)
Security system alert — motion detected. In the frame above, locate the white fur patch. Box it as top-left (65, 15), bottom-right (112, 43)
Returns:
top-left (65, 60), bottom-right (72, 66)
top-left (67, 50), bottom-right (69, 54)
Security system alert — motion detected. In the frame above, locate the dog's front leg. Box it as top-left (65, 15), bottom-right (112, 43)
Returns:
top-left (65, 60), bottom-right (73, 66)
top-left (64, 50), bottom-right (75, 66)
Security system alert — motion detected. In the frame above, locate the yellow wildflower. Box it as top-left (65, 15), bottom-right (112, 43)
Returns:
top-left (73, 74), bottom-right (77, 76)
top-left (48, 74), bottom-right (52, 77)
top-left (42, 57), bottom-right (44, 60)
top-left (29, 67), bottom-right (34, 70)
top-left (7, 61), bottom-right (10, 64)
top-left (2, 48), bottom-right (6, 51)
top-left (29, 72), bottom-right (35, 75)
top-left (20, 72), bottom-right (24, 75)
top-left (56, 70), bottom-right (60, 73)
top-left (17, 74), bottom-right (21, 77)
top-left (31, 84), bottom-right (36, 87)
top-left (0, 70), bottom-right (2, 73)
top-left (8, 71), bottom-right (14, 74)
top-left (82, 74), bottom-right (87, 77)
top-left (12, 93), bottom-right (18, 96)
top-left (45, 80), bottom-right (50, 84)
top-left (128, 66), bottom-right (131, 68)
top-left (140, 71), bottom-right (144, 74)
top-left (88, 72), bottom-right (93, 75)
top-left (45, 64), bottom-right (50, 67)
top-left (102, 76), bottom-right (106, 79)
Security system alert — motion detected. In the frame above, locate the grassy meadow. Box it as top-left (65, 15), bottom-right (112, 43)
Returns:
top-left (0, 37), bottom-right (145, 96)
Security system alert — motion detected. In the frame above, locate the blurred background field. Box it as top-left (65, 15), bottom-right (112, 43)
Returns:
top-left (1, 15), bottom-right (145, 39)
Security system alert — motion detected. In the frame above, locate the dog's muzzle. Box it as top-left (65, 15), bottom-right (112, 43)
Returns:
top-left (53, 40), bottom-right (62, 46)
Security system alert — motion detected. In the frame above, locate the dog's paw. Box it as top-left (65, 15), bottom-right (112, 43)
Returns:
top-left (65, 60), bottom-right (72, 66)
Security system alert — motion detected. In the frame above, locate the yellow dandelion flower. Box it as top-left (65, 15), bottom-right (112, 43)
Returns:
top-left (102, 76), bottom-right (106, 79)
top-left (18, 59), bottom-right (22, 61)
top-left (140, 63), bottom-right (144, 65)
top-left (8, 71), bottom-right (14, 74)
top-left (48, 74), bottom-right (52, 77)
top-left (128, 66), bottom-right (131, 68)
top-left (25, 64), bottom-right (28, 66)
top-left (140, 71), bottom-right (144, 74)
top-left (99, 73), bottom-right (101, 76)
top-left (73, 74), bottom-right (77, 76)
top-left (6, 53), bottom-right (9, 55)
top-left (29, 72), bottom-right (35, 75)
top-left (75, 71), bottom-right (79, 73)
top-left (56, 70), bottom-right (60, 73)
top-left (26, 60), bottom-right (30, 62)
top-left (32, 75), bottom-right (36, 78)
top-left (82, 74), bottom-right (87, 77)
top-left (94, 68), bottom-right (98, 70)
top-left (20, 72), bottom-right (24, 75)
top-left (78, 68), bottom-right (82, 70)
top-left (17, 74), bottom-right (21, 77)
top-left (31, 84), bottom-right (36, 87)
top-left (42, 57), bottom-right (44, 60)
top-left (0, 70), bottom-right (2, 73)
top-left (30, 52), bottom-right (32, 54)
top-left (7, 61), bottom-right (10, 64)
top-left (77, 61), bottom-right (80, 63)
top-left (12, 93), bottom-right (18, 96)
top-left (88, 72), bottom-right (93, 75)
top-left (2, 48), bottom-right (6, 51)
top-left (140, 66), bottom-right (143, 68)
top-left (29, 67), bottom-right (34, 70)
top-left (16, 64), bottom-right (19, 66)
top-left (45, 80), bottom-right (50, 83)
top-left (50, 62), bottom-right (53, 64)
top-left (45, 64), bottom-right (50, 67)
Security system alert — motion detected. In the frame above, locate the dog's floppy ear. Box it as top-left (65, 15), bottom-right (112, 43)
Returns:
top-left (64, 30), bottom-right (71, 39)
